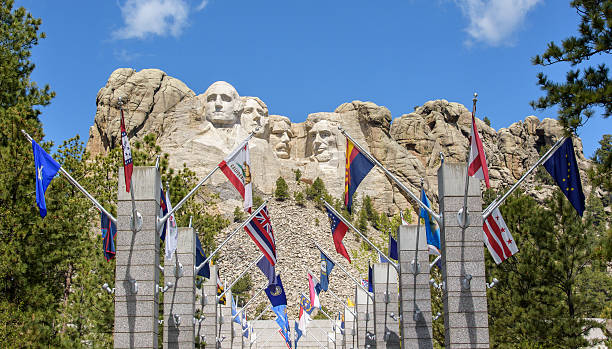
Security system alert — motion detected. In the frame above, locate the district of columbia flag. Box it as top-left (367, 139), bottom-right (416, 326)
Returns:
top-left (31, 139), bottom-right (60, 218)
top-left (219, 140), bottom-right (252, 212)
top-left (325, 207), bottom-right (351, 263)
top-left (344, 138), bottom-right (374, 213)
top-left (164, 188), bottom-right (178, 261)
top-left (467, 110), bottom-right (490, 188)
top-left (120, 108), bottom-right (133, 192)
top-left (244, 205), bottom-right (277, 266)
top-left (420, 189), bottom-right (441, 256)
top-left (543, 137), bottom-right (585, 216)
top-left (100, 211), bottom-right (117, 261)
top-left (483, 208), bottom-right (518, 264)
top-left (307, 272), bottom-right (321, 309)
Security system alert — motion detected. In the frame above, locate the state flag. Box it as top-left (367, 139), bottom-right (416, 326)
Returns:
top-left (543, 138), bottom-right (585, 216)
top-left (195, 234), bottom-right (210, 278)
top-left (100, 211), bottom-right (117, 261)
top-left (257, 255), bottom-right (276, 286)
top-left (344, 138), bottom-right (374, 213)
top-left (265, 275), bottom-right (287, 307)
top-left (299, 294), bottom-right (314, 315)
top-left (389, 233), bottom-right (398, 260)
top-left (319, 251), bottom-right (335, 292)
top-left (308, 272), bottom-right (321, 309)
top-left (217, 269), bottom-right (226, 305)
top-left (420, 189), bottom-right (441, 256)
top-left (467, 110), bottom-right (490, 188)
top-left (244, 205), bottom-right (277, 266)
top-left (120, 108), bottom-right (133, 192)
top-left (31, 139), bottom-right (60, 218)
top-left (483, 208), bottom-right (518, 264)
top-left (164, 188), bottom-right (178, 261)
top-left (159, 186), bottom-right (168, 241)
top-left (368, 263), bottom-right (373, 292)
top-left (325, 207), bottom-right (351, 263)
top-left (219, 140), bottom-right (253, 212)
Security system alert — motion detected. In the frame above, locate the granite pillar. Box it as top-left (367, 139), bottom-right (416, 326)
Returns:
top-left (163, 227), bottom-right (196, 348)
top-left (372, 262), bottom-right (400, 348)
top-left (438, 163), bottom-right (489, 348)
top-left (355, 284), bottom-right (375, 348)
top-left (201, 265), bottom-right (218, 348)
top-left (398, 224), bottom-right (434, 348)
top-left (114, 167), bottom-right (160, 348)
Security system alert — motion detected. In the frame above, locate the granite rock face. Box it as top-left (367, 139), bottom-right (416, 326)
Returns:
top-left (87, 69), bottom-right (592, 317)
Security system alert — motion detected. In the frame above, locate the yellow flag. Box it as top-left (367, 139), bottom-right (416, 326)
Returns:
top-left (347, 298), bottom-right (355, 307)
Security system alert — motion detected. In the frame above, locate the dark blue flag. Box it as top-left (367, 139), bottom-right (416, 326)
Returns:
top-left (101, 211), bottom-right (117, 261)
top-left (32, 140), bottom-right (60, 218)
top-left (368, 263), bottom-right (373, 292)
top-left (544, 138), bottom-right (585, 216)
top-left (320, 251), bottom-right (335, 291)
top-left (195, 234), bottom-right (210, 278)
top-left (294, 320), bottom-right (302, 348)
top-left (389, 233), bottom-right (398, 260)
top-left (265, 275), bottom-right (287, 307)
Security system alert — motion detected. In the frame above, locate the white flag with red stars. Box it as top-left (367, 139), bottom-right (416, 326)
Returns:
top-left (483, 208), bottom-right (518, 264)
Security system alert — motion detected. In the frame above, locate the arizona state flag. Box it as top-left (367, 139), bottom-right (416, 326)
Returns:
top-left (344, 138), bottom-right (374, 213)
top-left (543, 138), bottom-right (585, 216)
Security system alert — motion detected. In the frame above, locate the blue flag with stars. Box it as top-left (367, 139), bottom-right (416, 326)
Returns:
top-left (32, 139), bottom-right (61, 218)
top-left (544, 138), bottom-right (585, 216)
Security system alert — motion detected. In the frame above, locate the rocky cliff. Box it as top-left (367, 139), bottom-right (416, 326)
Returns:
top-left (86, 68), bottom-right (592, 317)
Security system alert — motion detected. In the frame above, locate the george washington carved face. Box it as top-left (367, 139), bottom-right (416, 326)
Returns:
top-left (204, 81), bottom-right (240, 127)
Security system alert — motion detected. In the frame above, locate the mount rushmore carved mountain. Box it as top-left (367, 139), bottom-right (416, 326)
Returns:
top-left (85, 68), bottom-right (593, 315)
top-left (86, 68), bottom-right (591, 216)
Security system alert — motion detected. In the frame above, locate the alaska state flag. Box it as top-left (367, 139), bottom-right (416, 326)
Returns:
top-left (195, 234), bottom-right (210, 278)
top-left (100, 211), bottom-right (117, 261)
top-left (344, 138), bottom-right (374, 213)
top-left (32, 139), bottom-right (61, 218)
top-left (543, 138), bottom-right (585, 216)
top-left (325, 207), bottom-right (351, 263)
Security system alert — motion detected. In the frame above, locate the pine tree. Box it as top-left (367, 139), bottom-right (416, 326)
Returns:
top-left (274, 176), bottom-right (289, 200)
top-left (531, 0), bottom-right (612, 132)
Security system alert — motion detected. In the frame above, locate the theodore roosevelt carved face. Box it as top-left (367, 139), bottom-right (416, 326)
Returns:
top-left (204, 81), bottom-right (240, 127)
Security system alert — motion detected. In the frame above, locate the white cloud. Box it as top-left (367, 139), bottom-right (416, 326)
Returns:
top-left (113, 49), bottom-right (142, 62)
top-left (113, 0), bottom-right (193, 39)
top-left (195, 0), bottom-right (208, 11)
top-left (455, 0), bottom-right (541, 46)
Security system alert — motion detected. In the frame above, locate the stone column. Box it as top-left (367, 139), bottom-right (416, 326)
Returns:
top-left (201, 265), bottom-right (218, 348)
top-left (344, 297), bottom-right (356, 349)
top-left (218, 296), bottom-right (234, 349)
top-left (355, 284), bottom-right (375, 348)
top-left (372, 263), bottom-right (400, 348)
top-left (163, 227), bottom-right (196, 348)
top-left (115, 167), bottom-right (160, 348)
top-left (398, 224), bottom-right (434, 348)
top-left (438, 163), bottom-right (489, 348)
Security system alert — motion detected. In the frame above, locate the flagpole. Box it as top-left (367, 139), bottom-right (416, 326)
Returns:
top-left (195, 201), bottom-right (268, 273)
top-left (218, 254), bottom-right (264, 301)
top-left (157, 129), bottom-right (259, 231)
top-left (482, 135), bottom-right (567, 219)
top-left (313, 241), bottom-right (374, 301)
top-left (337, 126), bottom-right (441, 224)
top-left (21, 129), bottom-right (118, 224)
top-left (460, 93), bottom-right (478, 228)
top-left (302, 265), bottom-right (357, 318)
top-left (232, 282), bottom-right (268, 322)
top-left (300, 291), bottom-right (336, 329)
top-left (324, 201), bottom-right (399, 272)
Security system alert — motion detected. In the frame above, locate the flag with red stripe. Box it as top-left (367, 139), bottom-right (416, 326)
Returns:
top-left (244, 205), bottom-right (277, 266)
top-left (120, 108), bottom-right (133, 192)
top-left (219, 140), bottom-right (253, 212)
top-left (467, 111), bottom-right (490, 188)
top-left (483, 208), bottom-right (518, 264)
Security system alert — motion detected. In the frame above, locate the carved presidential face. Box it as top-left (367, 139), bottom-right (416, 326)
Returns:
top-left (241, 97), bottom-right (269, 138)
top-left (309, 119), bottom-right (336, 162)
top-left (270, 117), bottom-right (293, 159)
top-left (204, 81), bottom-right (240, 127)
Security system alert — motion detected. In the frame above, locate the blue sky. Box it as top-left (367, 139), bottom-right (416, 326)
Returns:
top-left (18, 0), bottom-right (610, 157)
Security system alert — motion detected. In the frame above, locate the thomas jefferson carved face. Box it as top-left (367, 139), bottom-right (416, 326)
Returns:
top-left (204, 81), bottom-right (240, 127)
top-left (308, 119), bottom-right (335, 162)
top-left (241, 97), bottom-right (268, 138)
top-left (270, 117), bottom-right (293, 159)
